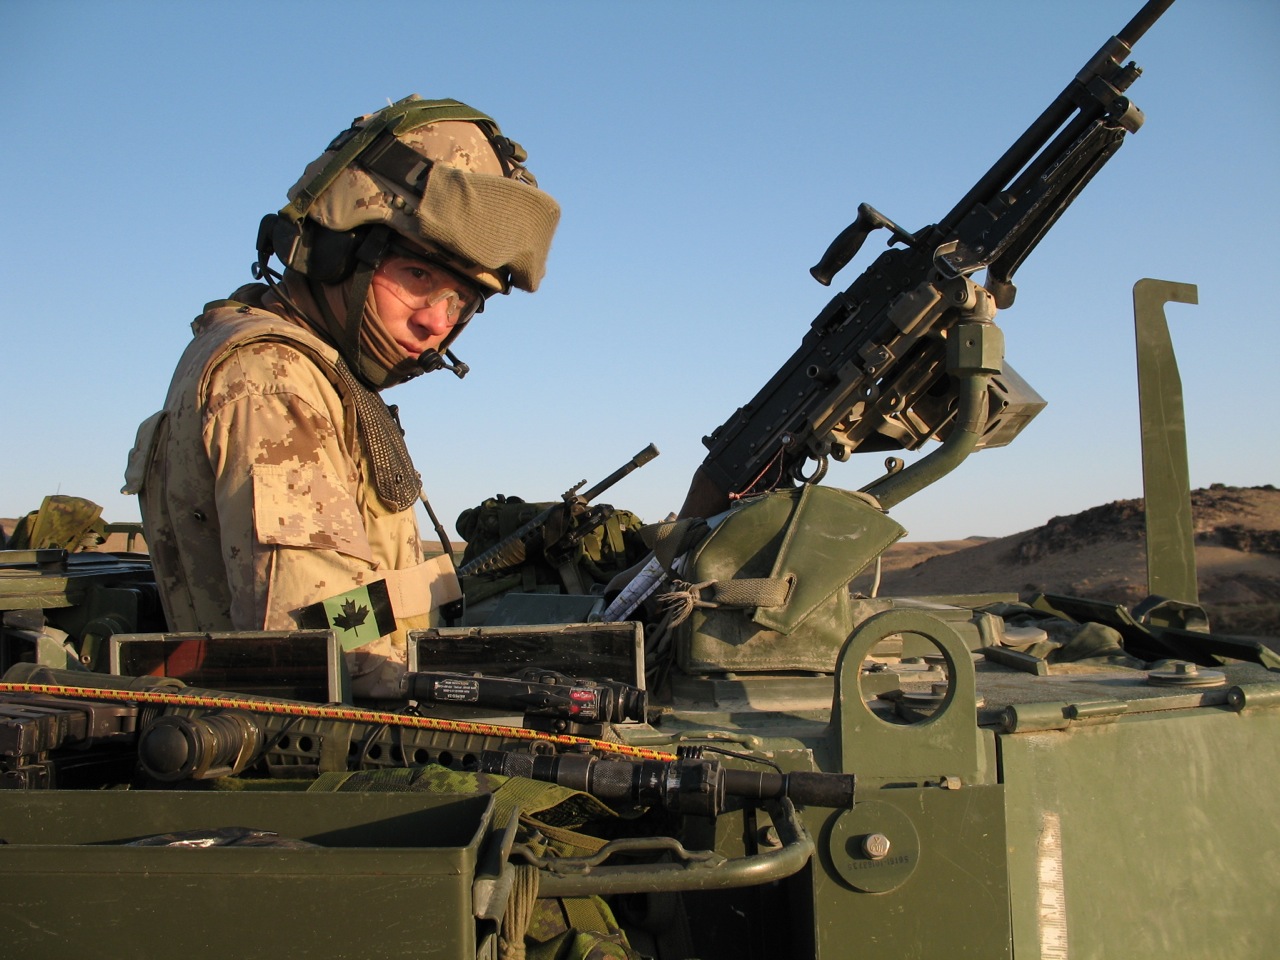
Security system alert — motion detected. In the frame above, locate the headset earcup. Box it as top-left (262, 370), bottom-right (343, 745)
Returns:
top-left (270, 216), bottom-right (307, 272)
top-left (307, 226), bottom-right (363, 283)
top-left (256, 214), bottom-right (281, 265)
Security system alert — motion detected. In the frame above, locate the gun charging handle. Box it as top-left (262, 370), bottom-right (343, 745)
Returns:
top-left (810, 203), bottom-right (916, 286)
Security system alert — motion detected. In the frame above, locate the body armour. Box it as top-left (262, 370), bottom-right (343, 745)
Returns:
top-left (125, 298), bottom-right (458, 698)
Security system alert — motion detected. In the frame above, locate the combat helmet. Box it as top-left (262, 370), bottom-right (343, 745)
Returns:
top-left (255, 95), bottom-right (560, 385)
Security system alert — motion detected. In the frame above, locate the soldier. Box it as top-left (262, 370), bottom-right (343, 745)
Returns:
top-left (123, 96), bottom-right (560, 698)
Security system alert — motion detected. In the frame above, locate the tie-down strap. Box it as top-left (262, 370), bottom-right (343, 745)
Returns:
top-left (658, 575), bottom-right (795, 626)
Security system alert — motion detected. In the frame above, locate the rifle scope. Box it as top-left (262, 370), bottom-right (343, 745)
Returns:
top-left (401, 669), bottom-right (647, 725)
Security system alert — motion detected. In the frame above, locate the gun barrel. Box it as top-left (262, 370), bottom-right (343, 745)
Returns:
top-left (581, 443), bottom-right (660, 503)
top-left (1119, 0), bottom-right (1175, 48)
top-left (940, 0), bottom-right (1173, 236)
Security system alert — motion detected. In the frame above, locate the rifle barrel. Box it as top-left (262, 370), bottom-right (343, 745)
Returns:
top-left (581, 443), bottom-right (659, 503)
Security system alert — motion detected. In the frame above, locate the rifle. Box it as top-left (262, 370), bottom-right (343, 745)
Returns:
top-left (458, 443), bottom-right (659, 590)
top-left (681, 0), bottom-right (1174, 519)
top-left (0, 671), bottom-right (853, 817)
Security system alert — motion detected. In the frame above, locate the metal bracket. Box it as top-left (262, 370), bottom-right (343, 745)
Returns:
top-left (1133, 278), bottom-right (1199, 604)
top-left (834, 609), bottom-right (984, 784)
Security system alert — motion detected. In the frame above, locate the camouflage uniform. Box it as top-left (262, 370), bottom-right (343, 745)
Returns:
top-left (125, 293), bottom-right (454, 698)
top-left (124, 96), bottom-right (559, 699)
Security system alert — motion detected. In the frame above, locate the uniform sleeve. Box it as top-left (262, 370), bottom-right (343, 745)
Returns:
top-left (201, 339), bottom-right (377, 631)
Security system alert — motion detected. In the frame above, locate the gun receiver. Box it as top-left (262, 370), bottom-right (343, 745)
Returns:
top-left (459, 443), bottom-right (659, 579)
top-left (688, 0), bottom-right (1173, 516)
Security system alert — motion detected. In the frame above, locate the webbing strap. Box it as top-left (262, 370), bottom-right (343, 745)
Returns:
top-left (305, 766), bottom-right (617, 840)
top-left (492, 777), bottom-right (614, 836)
top-left (561, 897), bottom-right (615, 937)
top-left (642, 517), bottom-right (708, 573)
top-left (659, 576), bottom-right (794, 626)
top-left (360, 132), bottom-right (434, 193)
top-left (705, 576), bottom-right (793, 607)
top-left (530, 821), bottom-right (609, 855)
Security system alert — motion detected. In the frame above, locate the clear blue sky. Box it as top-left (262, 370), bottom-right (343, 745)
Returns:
top-left (3, 0), bottom-right (1276, 542)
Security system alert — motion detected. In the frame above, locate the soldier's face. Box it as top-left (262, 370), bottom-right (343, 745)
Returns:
top-left (371, 255), bottom-right (484, 357)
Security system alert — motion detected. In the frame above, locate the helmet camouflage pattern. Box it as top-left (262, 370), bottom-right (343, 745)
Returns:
top-left (274, 95), bottom-right (560, 294)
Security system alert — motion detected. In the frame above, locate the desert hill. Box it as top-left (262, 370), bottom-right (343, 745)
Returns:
top-left (849, 484), bottom-right (1280, 638)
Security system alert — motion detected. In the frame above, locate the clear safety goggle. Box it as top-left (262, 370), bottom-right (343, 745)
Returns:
top-left (376, 255), bottom-right (486, 325)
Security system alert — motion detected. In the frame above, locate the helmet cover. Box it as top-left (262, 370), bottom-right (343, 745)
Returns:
top-left (283, 96), bottom-right (560, 293)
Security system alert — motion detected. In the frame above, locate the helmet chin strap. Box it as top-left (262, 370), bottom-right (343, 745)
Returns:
top-left (417, 347), bottom-right (470, 379)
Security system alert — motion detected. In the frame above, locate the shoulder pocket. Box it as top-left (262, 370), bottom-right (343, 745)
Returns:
top-left (251, 462), bottom-right (375, 564)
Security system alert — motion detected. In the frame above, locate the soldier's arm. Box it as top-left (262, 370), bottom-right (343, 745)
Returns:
top-left (200, 342), bottom-right (383, 631)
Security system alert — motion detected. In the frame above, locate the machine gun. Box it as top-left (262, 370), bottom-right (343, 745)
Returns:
top-left (682, 0), bottom-right (1174, 518)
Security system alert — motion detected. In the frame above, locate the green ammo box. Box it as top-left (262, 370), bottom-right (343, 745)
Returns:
top-left (0, 789), bottom-right (495, 959)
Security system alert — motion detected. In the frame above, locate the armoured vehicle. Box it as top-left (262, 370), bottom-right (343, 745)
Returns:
top-left (2, 1), bottom-right (1277, 957)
